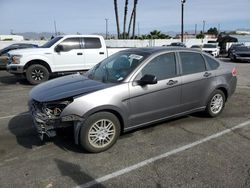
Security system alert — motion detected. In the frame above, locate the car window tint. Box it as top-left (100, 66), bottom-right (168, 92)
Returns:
top-left (179, 52), bottom-right (206, 75)
top-left (137, 52), bottom-right (176, 81)
top-left (83, 37), bottom-right (102, 49)
top-left (204, 54), bottom-right (219, 70)
top-left (59, 38), bottom-right (81, 52)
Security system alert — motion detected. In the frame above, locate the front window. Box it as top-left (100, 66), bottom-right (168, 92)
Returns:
top-left (41, 36), bottom-right (63, 48)
top-left (136, 52), bottom-right (177, 81)
top-left (86, 51), bottom-right (149, 83)
top-left (57, 38), bottom-right (81, 52)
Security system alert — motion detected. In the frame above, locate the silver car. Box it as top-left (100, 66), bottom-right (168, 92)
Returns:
top-left (29, 47), bottom-right (237, 153)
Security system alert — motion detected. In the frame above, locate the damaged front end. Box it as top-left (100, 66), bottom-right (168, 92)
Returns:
top-left (29, 98), bottom-right (80, 140)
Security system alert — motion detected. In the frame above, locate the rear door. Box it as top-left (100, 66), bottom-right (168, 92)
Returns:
top-left (53, 37), bottom-right (85, 71)
top-left (128, 52), bottom-right (182, 127)
top-left (82, 37), bottom-right (107, 69)
top-left (179, 51), bottom-right (215, 111)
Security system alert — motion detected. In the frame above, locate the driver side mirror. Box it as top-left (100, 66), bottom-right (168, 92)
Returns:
top-left (55, 45), bottom-right (63, 52)
top-left (138, 74), bottom-right (157, 86)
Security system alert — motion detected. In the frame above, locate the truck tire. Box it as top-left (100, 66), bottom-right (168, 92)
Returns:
top-left (26, 64), bottom-right (49, 85)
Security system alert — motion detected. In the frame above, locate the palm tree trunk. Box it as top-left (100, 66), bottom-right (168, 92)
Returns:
top-left (127, 8), bottom-right (134, 38)
top-left (132, 0), bottom-right (138, 39)
top-left (123, 0), bottom-right (129, 39)
top-left (114, 0), bottom-right (120, 39)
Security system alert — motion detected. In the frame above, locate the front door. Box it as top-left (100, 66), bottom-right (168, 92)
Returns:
top-left (53, 37), bottom-right (85, 72)
top-left (128, 52), bottom-right (182, 128)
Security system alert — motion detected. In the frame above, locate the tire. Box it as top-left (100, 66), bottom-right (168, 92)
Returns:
top-left (79, 112), bottom-right (121, 153)
top-left (26, 64), bottom-right (49, 85)
top-left (205, 90), bottom-right (225, 117)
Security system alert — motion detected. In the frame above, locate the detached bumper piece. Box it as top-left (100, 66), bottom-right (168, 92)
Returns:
top-left (29, 100), bottom-right (71, 140)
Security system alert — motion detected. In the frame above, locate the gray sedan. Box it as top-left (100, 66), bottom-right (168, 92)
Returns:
top-left (29, 47), bottom-right (237, 153)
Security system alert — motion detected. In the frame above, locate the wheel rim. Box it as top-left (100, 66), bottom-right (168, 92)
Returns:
top-left (31, 69), bottom-right (44, 81)
top-left (88, 119), bottom-right (116, 148)
top-left (210, 94), bottom-right (223, 114)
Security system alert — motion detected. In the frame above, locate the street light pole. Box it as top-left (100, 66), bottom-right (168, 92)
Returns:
top-left (181, 0), bottom-right (186, 43)
top-left (105, 18), bottom-right (109, 39)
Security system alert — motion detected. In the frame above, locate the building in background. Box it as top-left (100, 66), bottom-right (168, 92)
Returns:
top-left (0, 35), bottom-right (24, 41)
top-left (235, 30), bottom-right (250, 35)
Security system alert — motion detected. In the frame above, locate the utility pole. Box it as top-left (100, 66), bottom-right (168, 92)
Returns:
top-left (218, 23), bottom-right (221, 34)
top-left (54, 20), bottom-right (57, 36)
top-left (202, 20), bottom-right (206, 34)
top-left (137, 22), bottom-right (140, 37)
top-left (181, 0), bottom-right (186, 42)
top-left (195, 24), bottom-right (197, 35)
top-left (105, 18), bottom-right (109, 39)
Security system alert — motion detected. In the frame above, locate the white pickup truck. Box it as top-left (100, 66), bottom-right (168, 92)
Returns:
top-left (7, 35), bottom-right (126, 84)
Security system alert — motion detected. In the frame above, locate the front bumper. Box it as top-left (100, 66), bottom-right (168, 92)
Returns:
top-left (235, 56), bottom-right (250, 61)
top-left (29, 100), bottom-right (58, 139)
top-left (204, 50), bottom-right (218, 57)
top-left (7, 64), bottom-right (24, 74)
top-left (29, 100), bottom-right (73, 140)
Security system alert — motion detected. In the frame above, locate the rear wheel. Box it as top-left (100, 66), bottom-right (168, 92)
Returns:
top-left (205, 90), bottom-right (225, 117)
top-left (79, 112), bottom-right (121, 153)
top-left (26, 64), bottom-right (49, 85)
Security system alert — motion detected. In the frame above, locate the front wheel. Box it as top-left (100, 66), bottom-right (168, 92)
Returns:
top-left (79, 112), bottom-right (121, 153)
top-left (26, 64), bottom-right (49, 85)
top-left (205, 90), bottom-right (225, 117)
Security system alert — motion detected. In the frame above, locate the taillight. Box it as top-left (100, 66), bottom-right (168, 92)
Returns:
top-left (232, 67), bottom-right (237, 77)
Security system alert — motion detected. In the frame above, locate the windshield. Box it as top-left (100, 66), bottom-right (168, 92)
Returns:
top-left (86, 51), bottom-right (149, 83)
top-left (41, 36), bottom-right (63, 48)
top-left (203, 44), bottom-right (217, 48)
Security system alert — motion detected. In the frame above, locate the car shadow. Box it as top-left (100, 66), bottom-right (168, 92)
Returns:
top-left (9, 111), bottom-right (209, 153)
top-left (8, 112), bottom-right (86, 153)
top-left (54, 158), bottom-right (106, 187)
top-left (0, 73), bottom-right (30, 85)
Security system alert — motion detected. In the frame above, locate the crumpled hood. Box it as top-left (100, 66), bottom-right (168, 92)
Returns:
top-left (29, 74), bottom-right (113, 102)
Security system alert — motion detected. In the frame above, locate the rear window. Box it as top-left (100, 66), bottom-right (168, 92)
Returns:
top-left (83, 37), bottom-right (102, 49)
top-left (179, 52), bottom-right (206, 75)
top-left (204, 55), bottom-right (220, 70)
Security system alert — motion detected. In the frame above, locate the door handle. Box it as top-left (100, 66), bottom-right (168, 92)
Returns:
top-left (203, 72), bottom-right (212, 77)
top-left (77, 53), bottom-right (83, 55)
top-left (167, 80), bottom-right (178, 86)
top-left (99, 52), bottom-right (105, 55)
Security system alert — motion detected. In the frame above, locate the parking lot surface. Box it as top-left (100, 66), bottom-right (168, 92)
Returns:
top-left (0, 59), bottom-right (250, 188)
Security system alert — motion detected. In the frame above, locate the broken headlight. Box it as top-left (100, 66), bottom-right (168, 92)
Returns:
top-left (42, 100), bottom-right (72, 119)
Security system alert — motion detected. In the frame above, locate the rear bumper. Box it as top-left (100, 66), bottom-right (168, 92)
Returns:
top-left (228, 77), bottom-right (237, 98)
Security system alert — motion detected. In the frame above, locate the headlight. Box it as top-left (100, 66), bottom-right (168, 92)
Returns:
top-left (11, 55), bottom-right (22, 64)
top-left (42, 100), bottom-right (72, 118)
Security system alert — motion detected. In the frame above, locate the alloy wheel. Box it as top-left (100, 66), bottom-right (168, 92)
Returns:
top-left (88, 119), bottom-right (116, 148)
top-left (210, 94), bottom-right (223, 114)
top-left (31, 69), bottom-right (44, 81)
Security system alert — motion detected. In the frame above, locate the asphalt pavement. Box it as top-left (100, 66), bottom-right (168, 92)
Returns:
top-left (0, 59), bottom-right (250, 188)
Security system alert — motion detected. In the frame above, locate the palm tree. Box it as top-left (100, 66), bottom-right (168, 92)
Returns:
top-left (132, 0), bottom-right (138, 39)
top-left (127, 7), bottom-right (134, 38)
top-left (123, 0), bottom-right (129, 39)
top-left (114, 0), bottom-right (121, 39)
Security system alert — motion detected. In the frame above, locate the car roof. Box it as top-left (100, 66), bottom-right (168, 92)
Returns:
top-left (122, 46), bottom-right (201, 55)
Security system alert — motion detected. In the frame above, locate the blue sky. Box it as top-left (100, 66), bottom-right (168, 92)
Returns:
top-left (0, 0), bottom-right (249, 35)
